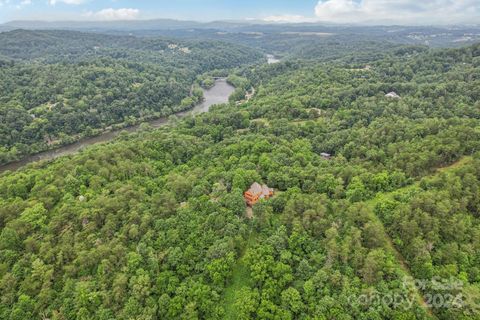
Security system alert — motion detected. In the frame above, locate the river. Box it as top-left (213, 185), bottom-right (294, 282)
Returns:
top-left (0, 78), bottom-right (235, 174)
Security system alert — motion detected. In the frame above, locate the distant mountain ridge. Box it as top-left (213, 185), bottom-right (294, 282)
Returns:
top-left (2, 19), bottom-right (204, 31)
top-left (1, 19), bottom-right (479, 39)
top-left (2, 18), bottom-right (479, 31)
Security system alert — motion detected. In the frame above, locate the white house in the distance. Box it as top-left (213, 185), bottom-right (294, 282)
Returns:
top-left (385, 92), bottom-right (401, 99)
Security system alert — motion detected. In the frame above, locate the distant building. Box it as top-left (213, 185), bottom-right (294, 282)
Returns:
top-left (244, 182), bottom-right (274, 206)
top-left (321, 153), bottom-right (332, 160)
top-left (385, 92), bottom-right (401, 99)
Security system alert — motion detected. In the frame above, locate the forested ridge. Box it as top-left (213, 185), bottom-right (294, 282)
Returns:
top-left (0, 34), bottom-right (479, 320)
top-left (0, 30), bottom-right (264, 164)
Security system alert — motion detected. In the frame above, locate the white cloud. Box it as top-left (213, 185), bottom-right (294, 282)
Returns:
top-left (49, 0), bottom-right (87, 5)
top-left (83, 8), bottom-right (140, 21)
top-left (314, 0), bottom-right (480, 25)
top-left (16, 0), bottom-right (31, 9)
top-left (0, 0), bottom-right (30, 9)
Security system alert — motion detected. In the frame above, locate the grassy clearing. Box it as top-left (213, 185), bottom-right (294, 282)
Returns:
top-left (436, 156), bottom-right (472, 173)
top-left (223, 230), bottom-right (257, 320)
top-left (221, 157), bottom-right (470, 319)
top-left (360, 156), bottom-right (471, 318)
top-left (362, 183), bottom-right (435, 317)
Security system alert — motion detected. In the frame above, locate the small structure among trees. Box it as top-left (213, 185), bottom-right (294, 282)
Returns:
top-left (321, 152), bottom-right (332, 160)
top-left (385, 91), bottom-right (401, 99)
top-left (244, 182), bottom-right (274, 206)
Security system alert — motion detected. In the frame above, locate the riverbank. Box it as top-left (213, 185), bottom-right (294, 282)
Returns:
top-left (0, 79), bottom-right (235, 174)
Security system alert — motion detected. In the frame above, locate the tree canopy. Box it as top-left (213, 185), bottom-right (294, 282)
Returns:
top-left (0, 32), bottom-right (479, 319)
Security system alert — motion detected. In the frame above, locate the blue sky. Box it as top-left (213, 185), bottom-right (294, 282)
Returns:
top-left (0, 0), bottom-right (478, 25)
top-left (0, 0), bottom-right (318, 22)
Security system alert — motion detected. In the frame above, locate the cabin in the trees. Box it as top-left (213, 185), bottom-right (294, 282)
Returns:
top-left (321, 152), bottom-right (332, 160)
top-left (244, 182), bottom-right (274, 206)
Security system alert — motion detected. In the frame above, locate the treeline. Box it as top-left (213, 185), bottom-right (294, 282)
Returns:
top-left (0, 30), bottom-right (264, 164)
top-left (375, 157), bottom-right (480, 319)
top-left (0, 29), bottom-right (264, 65)
top-left (0, 42), bottom-right (479, 319)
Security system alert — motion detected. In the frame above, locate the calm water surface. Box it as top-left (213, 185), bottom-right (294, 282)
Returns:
top-left (0, 79), bottom-right (234, 174)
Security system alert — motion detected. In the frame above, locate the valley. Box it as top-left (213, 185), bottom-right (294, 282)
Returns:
top-left (0, 15), bottom-right (479, 320)
top-left (0, 78), bottom-right (234, 174)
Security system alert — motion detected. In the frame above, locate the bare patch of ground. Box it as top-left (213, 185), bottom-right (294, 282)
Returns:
top-left (246, 207), bottom-right (253, 219)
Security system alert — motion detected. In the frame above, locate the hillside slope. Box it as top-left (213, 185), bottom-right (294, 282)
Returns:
top-left (0, 44), bottom-right (479, 319)
top-left (0, 30), bottom-right (264, 164)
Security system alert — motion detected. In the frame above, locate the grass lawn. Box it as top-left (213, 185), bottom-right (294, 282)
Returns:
top-left (223, 230), bottom-right (257, 319)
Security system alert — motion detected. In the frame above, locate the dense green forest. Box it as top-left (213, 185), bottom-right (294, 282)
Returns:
top-left (0, 35), bottom-right (479, 319)
top-left (7, 20), bottom-right (476, 54)
top-left (0, 30), bottom-right (264, 164)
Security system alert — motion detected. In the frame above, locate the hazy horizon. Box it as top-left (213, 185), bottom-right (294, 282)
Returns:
top-left (0, 0), bottom-right (478, 26)
top-left (2, 17), bottom-right (480, 28)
